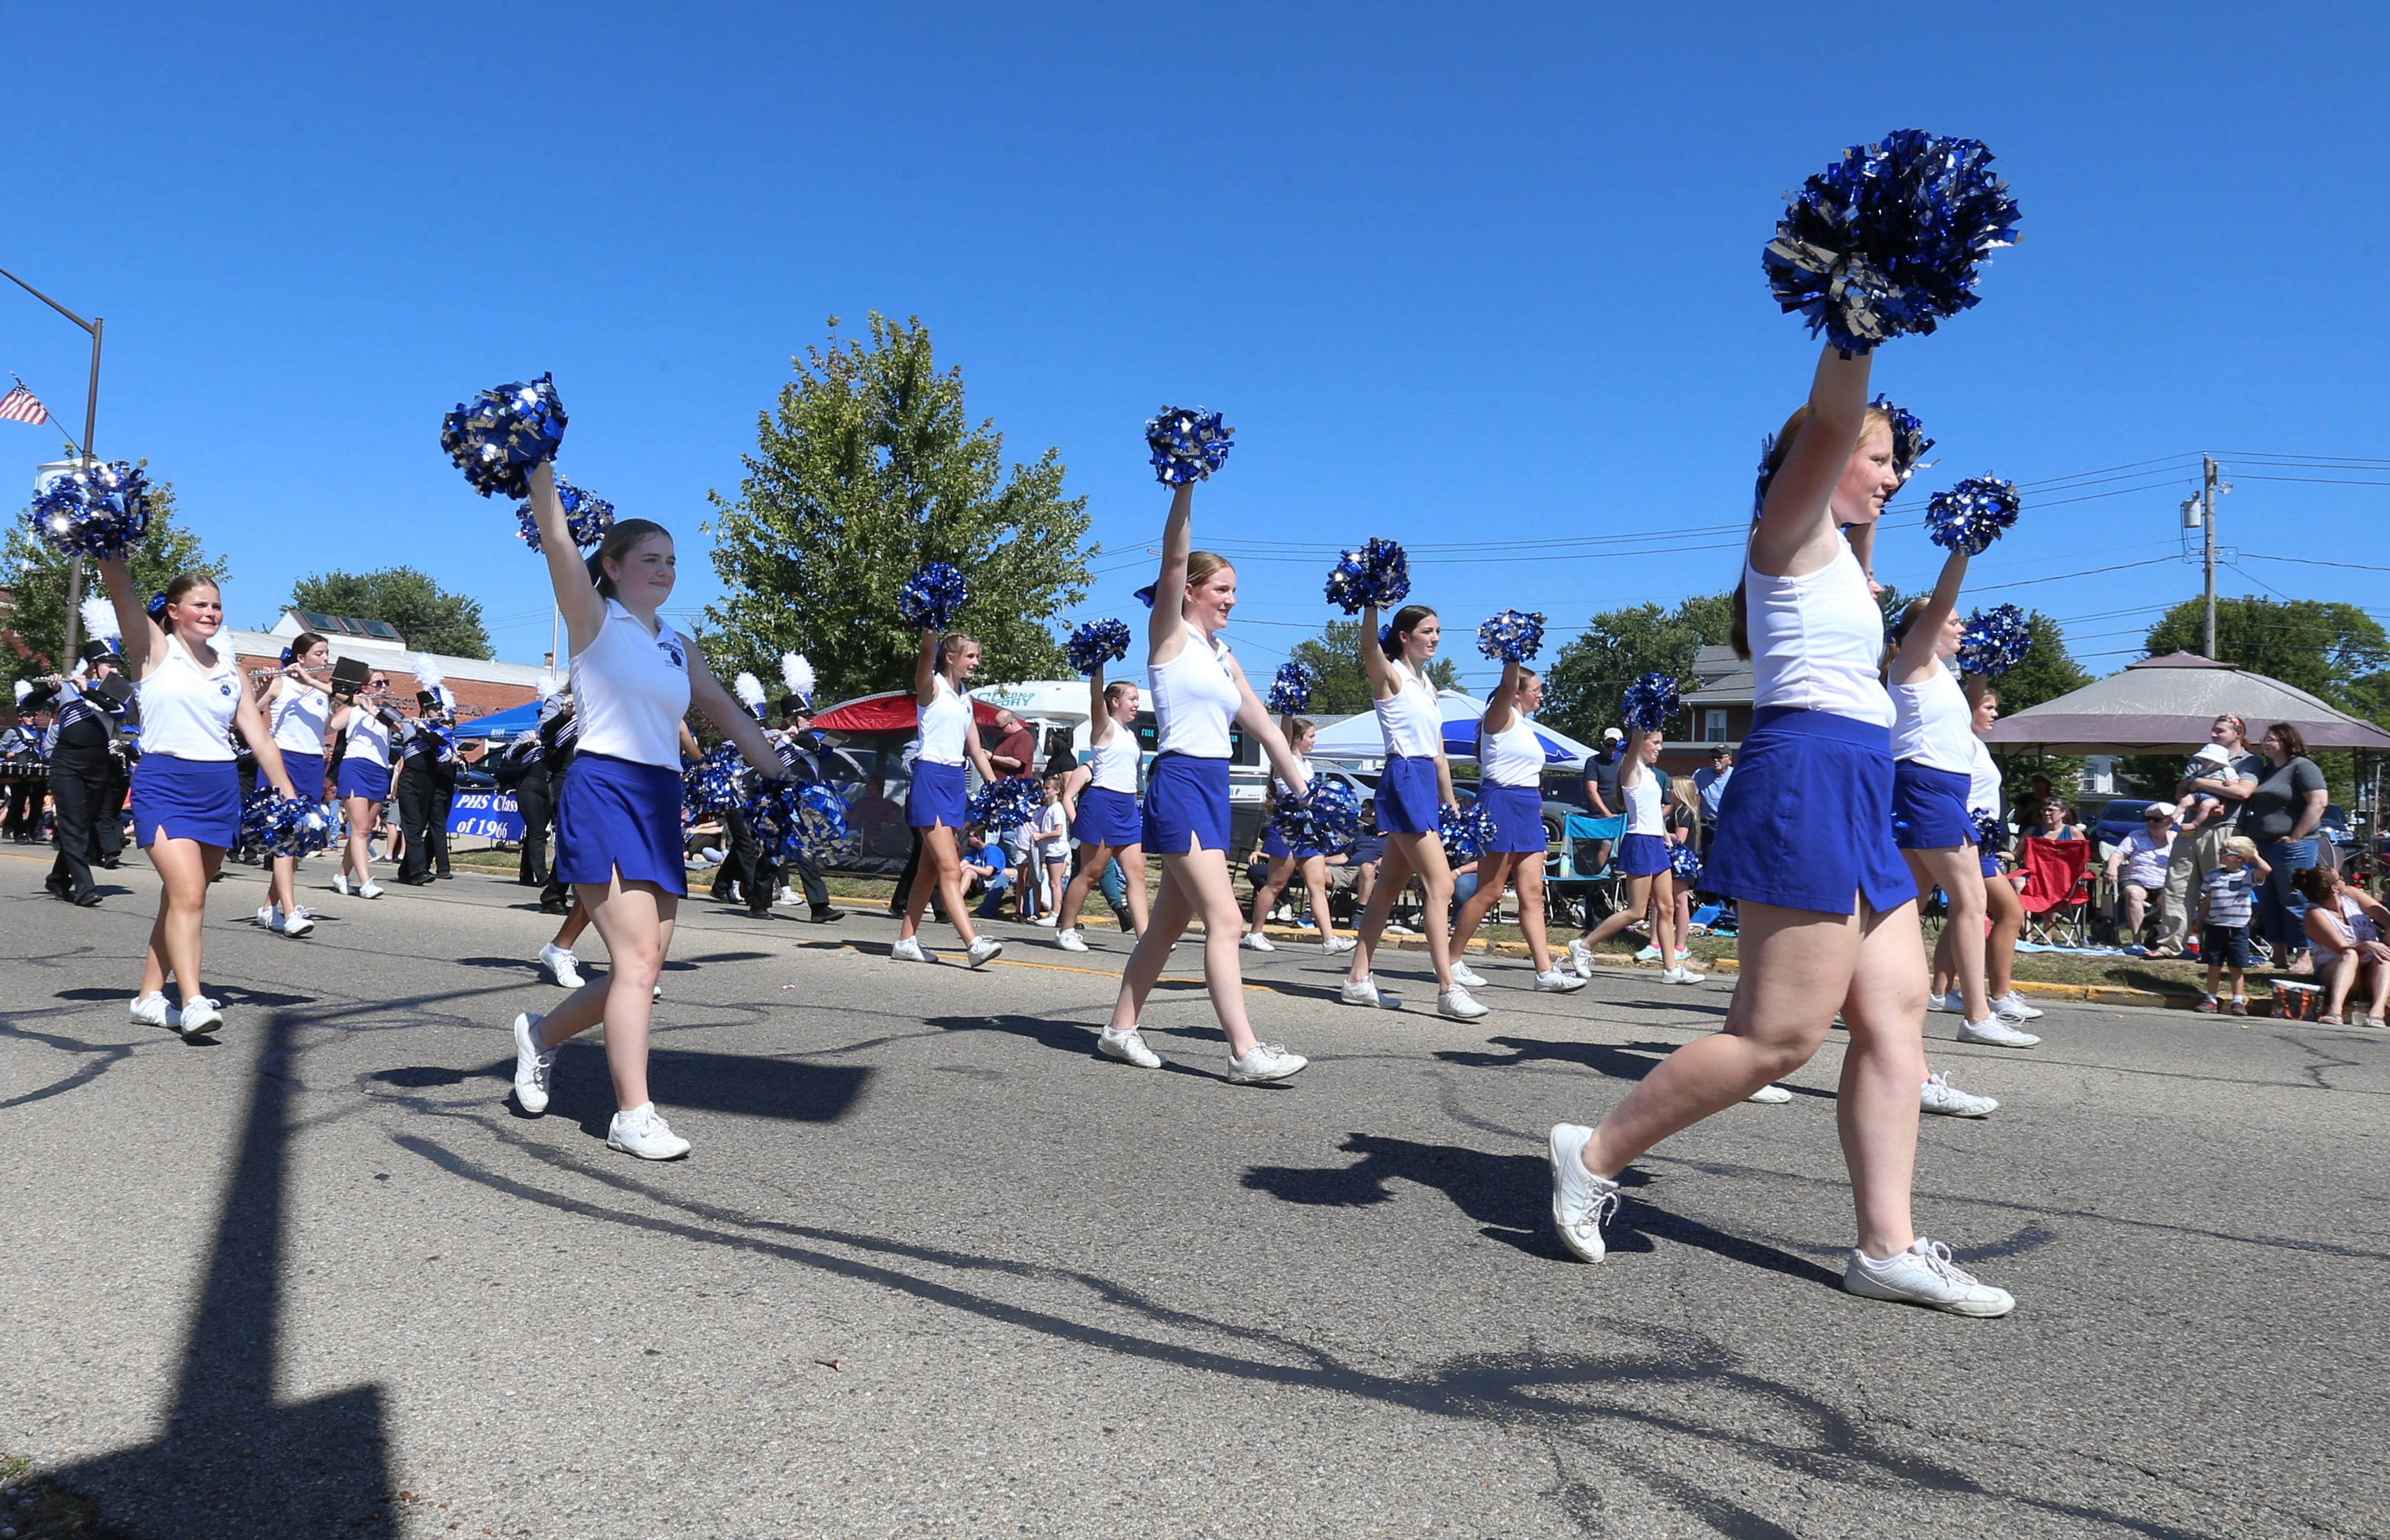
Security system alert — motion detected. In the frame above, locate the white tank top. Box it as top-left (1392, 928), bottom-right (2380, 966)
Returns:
top-left (1088, 724), bottom-right (1140, 793)
top-left (138, 636), bottom-right (240, 761)
top-left (1622, 770), bottom-right (1664, 836)
top-left (1479, 712), bottom-right (1545, 788)
top-left (1149, 627), bottom-right (1239, 757)
top-left (345, 706), bottom-right (392, 767)
top-left (1272, 754), bottom-right (1314, 800)
top-left (1965, 735), bottom-right (2002, 818)
top-left (915, 675), bottom-right (971, 767)
top-left (1374, 660), bottom-right (1443, 758)
top-left (270, 680), bottom-right (332, 757)
top-left (1744, 540), bottom-right (1896, 729)
top-left (569, 600), bottom-right (692, 768)
top-left (1891, 662), bottom-right (1977, 775)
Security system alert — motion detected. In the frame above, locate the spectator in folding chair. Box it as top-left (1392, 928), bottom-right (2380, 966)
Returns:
top-left (2016, 833), bottom-right (2093, 949)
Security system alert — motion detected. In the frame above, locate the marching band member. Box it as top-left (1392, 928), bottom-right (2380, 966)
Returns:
top-left (328, 669), bottom-right (395, 898)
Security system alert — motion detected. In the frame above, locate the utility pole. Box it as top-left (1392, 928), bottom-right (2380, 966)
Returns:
top-left (1, 265), bottom-right (105, 665)
top-left (2201, 454), bottom-right (2219, 658)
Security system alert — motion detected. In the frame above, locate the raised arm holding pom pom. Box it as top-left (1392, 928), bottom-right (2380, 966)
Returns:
top-left (892, 617), bottom-right (1004, 965)
top-left (1050, 657), bottom-right (1152, 950)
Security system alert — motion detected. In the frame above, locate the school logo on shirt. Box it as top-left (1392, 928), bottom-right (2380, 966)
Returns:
top-left (660, 637), bottom-right (685, 669)
top-left (220, 683), bottom-right (234, 696)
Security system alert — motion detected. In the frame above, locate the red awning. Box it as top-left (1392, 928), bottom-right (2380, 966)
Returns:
top-left (809, 688), bottom-right (1005, 734)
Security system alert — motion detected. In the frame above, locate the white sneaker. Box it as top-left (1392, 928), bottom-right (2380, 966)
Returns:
top-left (254, 904), bottom-right (277, 928)
top-left (1929, 990), bottom-right (1963, 1014)
top-left (1056, 928), bottom-right (1090, 953)
top-left (775, 886), bottom-right (799, 906)
top-left (1384, 922), bottom-right (1415, 936)
top-left (1032, 915), bottom-right (1057, 928)
top-left (607, 1102), bottom-right (691, 1161)
top-left (1449, 959), bottom-right (1486, 989)
top-left (1921, 1070), bottom-right (1998, 1118)
top-left (1568, 938), bottom-right (1594, 979)
top-left (1661, 966), bottom-right (1706, 985)
top-left (966, 936), bottom-right (1004, 968)
top-left (652, 981), bottom-right (663, 1001)
top-left (1437, 985), bottom-right (1489, 1021)
top-left (331, 874), bottom-right (352, 897)
top-left (1097, 1028), bottom-right (1162, 1069)
top-left (1340, 975), bottom-right (1384, 1008)
top-left (1843, 1237), bottom-right (2015, 1317)
top-left (1534, 968), bottom-right (1589, 993)
top-left (175, 997), bottom-right (223, 1037)
top-left (130, 992), bottom-right (170, 1028)
top-left (358, 880), bottom-right (384, 899)
top-left (1321, 935), bottom-right (1356, 955)
top-left (540, 943), bottom-right (584, 989)
top-left (1547, 1123), bottom-right (1621, 1263)
top-left (1226, 1041), bottom-right (1307, 1083)
top-left (1957, 1015), bottom-right (2040, 1048)
top-left (1746, 1083), bottom-right (1793, 1104)
top-left (1990, 991), bottom-right (2045, 1021)
top-left (1242, 931), bottom-right (1276, 952)
top-left (890, 936), bottom-right (928, 963)
top-left (279, 908), bottom-right (314, 938)
top-left (511, 1013), bottom-right (555, 1115)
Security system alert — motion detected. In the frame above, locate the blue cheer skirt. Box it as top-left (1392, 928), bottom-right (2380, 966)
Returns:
top-left (1261, 826), bottom-right (1324, 861)
top-left (1617, 831), bottom-right (1671, 876)
top-left (555, 752), bottom-right (687, 896)
top-left (1981, 852), bottom-right (2001, 879)
top-left (907, 761), bottom-right (968, 830)
top-left (1479, 782), bottom-right (1546, 855)
top-left (280, 751), bottom-right (326, 803)
top-left (130, 753), bottom-right (240, 850)
top-left (1072, 785), bottom-right (1141, 848)
top-left (1892, 761), bottom-right (1976, 851)
top-left (1376, 754), bottom-right (1440, 835)
top-left (1700, 708), bottom-right (1914, 917)
top-left (1141, 752), bottom-right (1229, 855)
top-left (336, 756), bottom-right (390, 803)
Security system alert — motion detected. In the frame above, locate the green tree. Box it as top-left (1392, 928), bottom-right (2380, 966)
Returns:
top-left (3, 473), bottom-right (227, 673)
top-left (1541, 594), bottom-right (1733, 743)
top-left (288, 567), bottom-right (493, 659)
top-left (1285, 619), bottom-right (1460, 719)
top-left (703, 314), bottom-right (1093, 702)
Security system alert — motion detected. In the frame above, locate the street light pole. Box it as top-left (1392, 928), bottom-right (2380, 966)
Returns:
top-left (0, 264), bottom-right (105, 664)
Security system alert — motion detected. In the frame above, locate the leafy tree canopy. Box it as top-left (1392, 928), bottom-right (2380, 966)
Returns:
top-left (703, 313), bottom-right (1093, 703)
top-left (289, 567), bottom-right (493, 660)
top-left (3, 472), bottom-right (227, 675)
top-left (1285, 618), bottom-right (1460, 719)
top-left (1541, 594), bottom-right (1733, 744)
top-left (2144, 595), bottom-right (2390, 713)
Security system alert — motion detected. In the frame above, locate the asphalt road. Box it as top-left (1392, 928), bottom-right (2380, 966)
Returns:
top-left (2, 850), bottom-right (2384, 1539)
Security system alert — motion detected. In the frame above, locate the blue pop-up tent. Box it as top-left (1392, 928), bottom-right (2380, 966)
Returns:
top-left (452, 699), bottom-right (543, 740)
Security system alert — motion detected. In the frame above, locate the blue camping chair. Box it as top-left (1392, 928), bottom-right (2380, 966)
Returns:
top-left (1546, 812), bottom-right (1624, 928)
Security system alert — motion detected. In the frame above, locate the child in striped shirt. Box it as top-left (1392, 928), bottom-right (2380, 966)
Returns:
top-left (2198, 837), bottom-right (2271, 1017)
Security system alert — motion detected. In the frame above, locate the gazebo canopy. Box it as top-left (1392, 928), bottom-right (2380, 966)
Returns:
top-left (1981, 652), bottom-right (2390, 754)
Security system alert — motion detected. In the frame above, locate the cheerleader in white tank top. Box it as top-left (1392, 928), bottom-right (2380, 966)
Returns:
top-left (1341, 602), bottom-right (1487, 1020)
top-left (1563, 724), bottom-right (1704, 986)
top-left (255, 630), bottom-right (335, 935)
top-left (505, 462), bottom-right (791, 1162)
top-left (891, 626), bottom-right (1005, 967)
top-left (1097, 477), bottom-right (1312, 1084)
top-left (1242, 719), bottom-right (1350, 956)
top-left (1053, 659), bottom-right (1152, 952)
top-left (328, 670), bottom-right (397, 897)
top-left (1448, 660), bottom-right (1588, 994)
top-left (1935, 681), bottom-right (2036, 1046)
top-left (1546, 344), bottom-right (2014, 1318)
top-left (93, 561), bottom-right (299, 1041)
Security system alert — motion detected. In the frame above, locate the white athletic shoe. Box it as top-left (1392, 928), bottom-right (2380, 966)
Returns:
top-left (1633, 945), bottom-right (1662, 963)
top-left (607, 1102), bottom-right (691, 1161)
top-left (175, 997), bottom-right (223, 1037)
top-left (1746, 1083), bottom-right (1793, 1104)
top-left (1226, 1041), bottom-right (1307, 1084)
top-left (254, 904), bottom-right (277, 928)
top-left (1449, 960), bottom-right (1486, 989)
top-left (1921, 1070), bottom-right (1999, 1118)
top-left (651, 980), bottom-right (663, 1001)
top-left (966, 936), bottom-right (1004, 968)
top-left (1534, 968), bottom-right (1589, 993)
top-left (358, 880), bottom-right (384, 899)
top-left (1547, 1123), bottom-right (1621, 1263)
top-left (1031, 915), bottom-right (1057, 928)
top-left (1843, 1237), bottom-right (2015, 1317)
top-left (511, 1013), bottom-right (555, 1115)
top-left (1957, 1015), bottom-right (2040, 1049)
top-left (1321, 935), bottom-right (1356, 955)
top-left (1569, 938), bottom-right (1594, 979)
top-left (279, 908), bottom-right (314, 938)
top-left (775, 886), bottom-right (799, 906)
top-left (331, 874), bottom-right (352, 897)
top-left (1242, 931), bottom-right (1277, 953)
top-left (540, 944), bottom-right (584, 989)
top-left (130, 993), bottom-right (171, 1028)
top-left (1661, 966), bottom-right (1706, 985)
top-left (1340, 975), bottom-right (1384, 1008)
top-left (890, 936), bottom-right (928, 963)
top-left (1990, 991), bottom-right (2045, 1021)
top-left (1929, 990), bottom-right (1963, 1014)
top-left (1056, 929), bottom-right (1090, 952)
top-left (1097, 1028), bottom-right (1162, 1069)
top-left (1437, 986), bottom-right (1489, 1021)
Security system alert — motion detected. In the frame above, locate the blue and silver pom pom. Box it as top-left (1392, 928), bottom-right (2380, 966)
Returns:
top-left (515, 475), bottom-right (616, 554)
top-left (1145, 405), bottom-right (1235, 485)
top-left (26, 461), bottom-right (152, 559)
top-left (241, 789), bottom-right (340, 858)
top-left (1924, 476), bottom-right (2021, 555)
top-left (144, 591), bottom-right (170, 623)
top-left (1476, 609), bottom-right (1547, 664)
top-left (1132, 584), bottom-right (1157, 609)
top-left (1871, 395), bottom-right (1937, 483)
top-left (441, 374), bottom-right (568, 499)
top-left (1266, 662), bottom-right (1317, 715)
top-left (746, 779), bottom-right (853, 864)
top-left (1323, 538), bottom-right (1412, 614)
top-left (1670, 841), bottom-right (1704, 885)
top-left (1958, 603), bottom-right (2032, 676)
top-left (1437, 800), bottom-right (1498, 864)
top-left (1974, 810), bottom-right (2004, 851)
top-left (968, 775), bottom-right (1043, 833)
top-left (1620, 673), bottom-right (1682, 733)
top-left (1763, 130), bottom-right (2022, 353)
top-left (1066, 618), bottom-right (1132, 674)
top-left (1752, 432), bottom-right (1779, 519)
top-left (898, 563), bottom-right (971, 631)
top-left (682, 745), bottom-right (747, 817)
top-left (1271, 779), bottom-right (1360, 853)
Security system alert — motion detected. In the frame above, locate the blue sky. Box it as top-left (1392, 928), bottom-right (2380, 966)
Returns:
top-left (4, 3), bottom-right (2385, 692)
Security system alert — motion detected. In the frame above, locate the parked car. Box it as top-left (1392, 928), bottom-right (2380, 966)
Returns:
top-left (2091, 798), bottom-right (2168, 848)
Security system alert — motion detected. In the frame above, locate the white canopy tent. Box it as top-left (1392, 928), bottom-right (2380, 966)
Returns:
top-left (1307, 689), bottom-right (1600, 767)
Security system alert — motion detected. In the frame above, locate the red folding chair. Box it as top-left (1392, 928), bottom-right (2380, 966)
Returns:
top-left (2017, 837), bottom-right (2093, 947)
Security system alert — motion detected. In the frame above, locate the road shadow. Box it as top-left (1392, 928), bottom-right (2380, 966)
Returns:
top-left (544, 1040), bottom-right (872, 1136)
top-left (1436, 1035), bottom-right (1684, 1081)
top-left (920, 1012), bottom-right (1258, 1085)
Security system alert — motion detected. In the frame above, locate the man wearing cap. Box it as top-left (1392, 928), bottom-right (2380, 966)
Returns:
top-left (2105, 805), bottom-right (2177, 954)
top-left (392, 690), bottom-right (458, 885)
top-left (1581, 728), bottom-right (1623, 871)
top-left (1692, 746), bottom-right (1735, 859)
top-left (767, 697), bottom-right (846, 922)
top-left (1, 687), bottom-right (50, 842)
top-left (22, 639), bottom-right (132, 906)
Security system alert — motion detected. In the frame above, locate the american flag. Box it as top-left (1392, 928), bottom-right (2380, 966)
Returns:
top-left (0, 376), bottom-right (49, 426)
